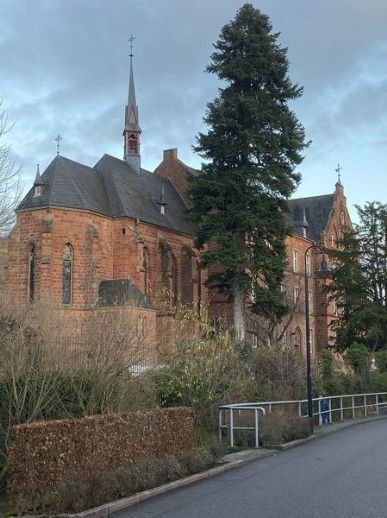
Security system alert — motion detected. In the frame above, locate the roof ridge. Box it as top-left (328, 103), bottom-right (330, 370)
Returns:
top-left (289, 193), bottom-right (334, 203)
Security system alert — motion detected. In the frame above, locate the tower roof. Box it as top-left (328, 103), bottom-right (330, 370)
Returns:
top-left (124, 51), bottom-right (141, 133)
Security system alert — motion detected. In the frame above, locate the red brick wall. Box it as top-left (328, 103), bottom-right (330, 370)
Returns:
top-left (0, 236), bottom-right (8, 293)
top-left (7, 208), bottom-right (205, 311)
top-left (7, 208), bottom-right (114, 307)
top-left (154, 148), bottom-right (193, 206)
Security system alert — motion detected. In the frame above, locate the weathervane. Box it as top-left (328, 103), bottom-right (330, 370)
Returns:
top-left (55, 134), bottom-right (62, 156)
top-left (129, 34), bottom-right (135, 58)
top-left (335, 163), bottom-right (342, 184)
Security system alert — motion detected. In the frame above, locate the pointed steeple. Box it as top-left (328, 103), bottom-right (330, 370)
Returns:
top-left (123, 35), bottom-right (141, 173)
top-left (33, 164), bottom-right (44, 197)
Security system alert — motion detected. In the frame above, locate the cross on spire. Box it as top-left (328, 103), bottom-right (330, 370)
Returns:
top-left (129, 34), bottom-right (135, 58)
top-left (335, 163), bottom-right (342, 184)
top-left (55, 133), bottom-right (62, 156)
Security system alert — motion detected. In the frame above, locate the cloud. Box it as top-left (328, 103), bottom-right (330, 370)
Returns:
top-left (1, 0), bottom-right (387, 214)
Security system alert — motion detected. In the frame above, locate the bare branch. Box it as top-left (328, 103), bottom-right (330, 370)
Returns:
top-left (0, 103), bottom-right (22, 235)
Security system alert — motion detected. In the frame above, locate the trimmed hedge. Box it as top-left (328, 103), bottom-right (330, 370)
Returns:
top-left (7, 407), bottom-right (193, 509)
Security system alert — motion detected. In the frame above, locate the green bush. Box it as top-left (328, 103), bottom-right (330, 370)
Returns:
top-left (345, 342), bottom-right (370, 374)
top-left (375, 349), bottom-right (387, 372)
top-left (153, 336), bottom-right (256, 434)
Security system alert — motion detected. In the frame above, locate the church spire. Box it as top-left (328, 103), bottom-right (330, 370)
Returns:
top-left (123, 35), bottom-right (141, 173)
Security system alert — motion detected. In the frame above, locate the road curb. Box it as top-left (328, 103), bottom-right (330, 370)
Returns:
top-left (61, 451), bottom-right (274, 518)
top-left (277, 414), bottom-right (387, 451)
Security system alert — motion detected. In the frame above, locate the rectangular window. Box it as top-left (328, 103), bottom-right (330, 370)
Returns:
top-left (293, 287), bottom-right (300, 307)
top-left (310, 329), bottom-right (314, 354)
top-left (308, 289), bottom-right (313, 312)
top-left (306, 254), bottom-right (311, 276)
top-left (292, 250), bottom-right (299, 273)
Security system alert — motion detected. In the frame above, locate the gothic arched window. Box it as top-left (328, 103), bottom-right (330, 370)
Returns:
top-left (143, 247), bottom-right (149, 296)
top-left (28, 243), bottom-right (36, 302)
top-left (340, 211), bottom-right (345, 228)
top-left (293, 327), bottom-right (302, 352)
top-left (170, 253), bottom-right (177, 306)
top-left (63, 243), bottom-right (73, 305)
top-left (181, 247), bottom-right (193, 306)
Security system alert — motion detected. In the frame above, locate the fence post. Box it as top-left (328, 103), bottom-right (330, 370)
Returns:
top-left (318, 399), bottom-right (322, 426)
top-left (364, 395), bottom-right (367, 417)
top-left (376, 394), bottom-right (379, 415)
top-left (255, 408), bottom-right (259, 448)
top-left (219, 408), bottom-right (223, 443)
top-left (340, 397), bottom-right (344, 421)
top-left (230, 409), bottom-right (234, 448)
top-left (298, 401), bottom-right (302, 417)
top-left (352, 396), bottom-right (355, 419)
top-left (329, 398), bottom-right (332, 423)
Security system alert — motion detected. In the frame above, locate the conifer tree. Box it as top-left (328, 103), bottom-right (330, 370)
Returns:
top-left (329, 202), bottom-right (387, 351)
top-left (189, 4), bottom-right (309, 340)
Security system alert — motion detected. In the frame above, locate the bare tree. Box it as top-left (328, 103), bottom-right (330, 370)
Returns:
top-left (0, 103), bottom-right (22, 234)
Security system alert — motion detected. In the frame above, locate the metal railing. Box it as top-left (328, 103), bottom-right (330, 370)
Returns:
top-left (219, 392), bottom-right (387, 448)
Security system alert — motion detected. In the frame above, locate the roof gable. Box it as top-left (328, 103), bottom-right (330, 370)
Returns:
top-left (287, 194), bottom-right (335, 242)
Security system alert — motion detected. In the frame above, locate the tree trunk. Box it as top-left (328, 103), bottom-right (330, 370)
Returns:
top-left (233, 284), bottom-right (245, 342)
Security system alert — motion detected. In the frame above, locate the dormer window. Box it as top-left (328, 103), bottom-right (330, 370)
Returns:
top-left (157, 185), bottom-right (167, 215)
top-left (34, 185), bottom-right (43, 197)
top-left (33, 163), bottom-right (44, 197)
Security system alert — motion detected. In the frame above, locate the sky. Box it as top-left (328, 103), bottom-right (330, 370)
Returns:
top-left (1, 0), bottom-right (387, 220)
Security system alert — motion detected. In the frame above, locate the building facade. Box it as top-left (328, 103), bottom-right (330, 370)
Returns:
top-left (5, 56), bottom-right (352, 363)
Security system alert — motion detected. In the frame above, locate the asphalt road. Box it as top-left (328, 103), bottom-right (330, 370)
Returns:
top-left (115, 419), bottom-right (387, 518)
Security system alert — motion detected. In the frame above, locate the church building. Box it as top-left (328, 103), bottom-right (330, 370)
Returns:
top-left (6, 53), bottom-right (352, 364)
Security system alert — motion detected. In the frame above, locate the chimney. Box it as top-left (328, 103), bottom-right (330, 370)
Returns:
top-left (163, 148), bottom-right (178, 160)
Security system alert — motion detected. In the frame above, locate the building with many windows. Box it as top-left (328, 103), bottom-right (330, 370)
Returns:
top-left (5, 55), bottom-right (351, 364)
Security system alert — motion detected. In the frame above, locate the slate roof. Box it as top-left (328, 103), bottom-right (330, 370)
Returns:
top-left (18, 154), bottom-right (197, 236)
top-left (95, 154), bottom-right (197, 235)
top-left (18, 154), bottom-right (334, 242)
top-left (18, 156), bottom-right (110, 215)
top-left (286, 194), bottom-right (335, 242)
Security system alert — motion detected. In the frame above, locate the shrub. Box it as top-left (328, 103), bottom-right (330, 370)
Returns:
top-left (250, 343), bottom-right (306, 401)
top-left (345, 342), bottom-right (370, 374)
top-left (31, 448), bottom-right (220, 514)
top-left (260, 414), bottom-right (311, 447)
top-left (153, 335), bottom-right (256, 434)
top-left (375, 348), bottom-right (387, 372)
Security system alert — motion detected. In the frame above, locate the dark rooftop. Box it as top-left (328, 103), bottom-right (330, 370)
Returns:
top-left (286, 194), bottom-right (335, 242)
top-left (18, 154), bottom-right (197, 236)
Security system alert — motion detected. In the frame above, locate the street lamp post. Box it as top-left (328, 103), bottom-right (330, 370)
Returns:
top-left (304, 244), bottom-right (330, 432)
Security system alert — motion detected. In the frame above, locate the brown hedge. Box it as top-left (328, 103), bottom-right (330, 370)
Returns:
top-left (7, 407), bottom-right (193, 508)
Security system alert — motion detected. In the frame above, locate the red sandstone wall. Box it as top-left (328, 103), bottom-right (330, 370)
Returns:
top-left (0, 236), bottom-right (8, 293)
top-left (154, 148), bottom-right (194, 206)
top-left (7, 208), bottom-right (114, 307)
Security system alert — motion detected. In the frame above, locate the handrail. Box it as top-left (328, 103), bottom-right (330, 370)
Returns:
top-left (218, 391), bottom-right (387, 448)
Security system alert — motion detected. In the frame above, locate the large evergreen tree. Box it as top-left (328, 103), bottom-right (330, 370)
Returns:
top-left (329, 202), bottom-right (387, 351)
top-left (189, 4), bottom-right (309, 340)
